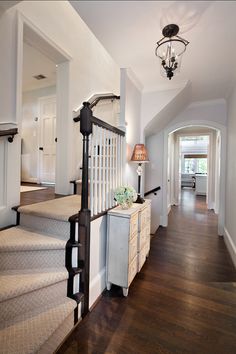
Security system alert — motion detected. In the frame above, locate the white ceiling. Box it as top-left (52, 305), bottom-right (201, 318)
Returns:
top-left (23, 42), bottom-right (56, 92)
top-left (71, 1), bottom-right (236, 101)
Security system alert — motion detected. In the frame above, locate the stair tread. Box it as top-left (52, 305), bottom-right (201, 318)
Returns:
top-left (0, 268), bottom-right (68, 302)
top-left (18, 195), bottom-right (81, 221)
top-left (0, 298), bottom-right (77, 354)
top-left (0, 226), bottom-right (66, 252)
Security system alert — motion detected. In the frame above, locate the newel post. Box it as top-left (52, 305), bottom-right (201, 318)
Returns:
top-left (79, 102), bottom-right (93, 316)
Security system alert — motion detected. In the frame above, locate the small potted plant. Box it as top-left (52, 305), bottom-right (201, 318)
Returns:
top-left (114, 186), bottom-right (137, 209)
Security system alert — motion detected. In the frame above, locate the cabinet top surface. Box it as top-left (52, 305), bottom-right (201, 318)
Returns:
top-left (108, 199), bottom-right (151, 218)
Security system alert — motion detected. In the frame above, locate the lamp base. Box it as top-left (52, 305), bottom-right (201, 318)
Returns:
top-left (135, 194), bottom-right (145, 204)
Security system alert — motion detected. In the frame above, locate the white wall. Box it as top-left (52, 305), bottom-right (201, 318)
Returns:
top-left (141, 86), bottom-right (182, 134)
top-left (145, 99), bottom-right (227, 231)
top-left (120, 68), bottom-right (142, 192)
top-left (225, 85), bottom-right (236, 267)
top-left (90, 215), bottom-right (107, 308)
top-left (0, 1), bottom-right (120, 226)
top-left (145, 131), bottom-right (163, 233)
top-left (169, 99), bottom-right (227, 129)
top-left (21, 86), bottom-right (56, 183)
top-left (143, 82), bottom-right (191, 138)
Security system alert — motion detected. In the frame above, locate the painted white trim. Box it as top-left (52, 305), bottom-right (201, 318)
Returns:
top-left (18, 12), bottom-right (72, 62)
top-left (189, 98), bottom-right (226, 109)
top-left (162, 120), bottom-right (227, 235)
top-left (17, 11), bottom-right (71, 195)
top-left (21, 178), bottom-right (38, 184)
top-left (89, 268), bottom-right (106, 309)
top-left (126, 68), bottom-right (143, 92)
top-left (0, 122), bottom-right (17, 126)
top-left (142, 80), bottom-right (189, 94)
top-left (224, 227), bottom-right (236, 269)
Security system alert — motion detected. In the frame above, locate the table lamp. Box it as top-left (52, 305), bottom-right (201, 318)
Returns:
top-left (131, 144), bottom-right (149, 203)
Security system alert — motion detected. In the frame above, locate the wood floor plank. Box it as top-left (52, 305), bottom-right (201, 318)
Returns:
top-left (57, 190), bottom-right (236, 354)
top-left (20, 183), bottom-right (63, 206)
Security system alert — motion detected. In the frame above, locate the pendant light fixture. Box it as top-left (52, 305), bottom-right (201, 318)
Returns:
top-left (155, 24), bottom-right (189, 80)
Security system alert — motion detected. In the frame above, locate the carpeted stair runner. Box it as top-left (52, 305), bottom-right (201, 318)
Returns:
top-left (0, 195), bottom-right (82, 354)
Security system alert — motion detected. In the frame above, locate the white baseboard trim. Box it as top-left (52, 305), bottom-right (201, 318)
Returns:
top-left (89, 267), bottom-right (106, 309)
top-left (224, 227), bottom-right (236, 269)
top-left (160, 215), bottom-right (168, 227)
top-left (21, 178), bottom-right (38, 183)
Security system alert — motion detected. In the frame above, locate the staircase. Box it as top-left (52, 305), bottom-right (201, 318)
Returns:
top-left (0, 195), bottom-right (84, 354)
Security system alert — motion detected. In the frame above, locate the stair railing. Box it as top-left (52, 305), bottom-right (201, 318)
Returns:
top-left (77, 102), bottom-right (125, 316)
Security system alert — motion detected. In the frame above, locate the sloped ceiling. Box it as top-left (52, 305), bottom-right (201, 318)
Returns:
top-left (71, 1), bottom-right (236, 101)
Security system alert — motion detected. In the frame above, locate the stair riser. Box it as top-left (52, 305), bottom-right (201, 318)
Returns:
top-left (0, 250), bottom-right (65, 270)
top-left (20, 214), bottom-right (70, 240)
top-left (0, 280), bottom-right (68, 323)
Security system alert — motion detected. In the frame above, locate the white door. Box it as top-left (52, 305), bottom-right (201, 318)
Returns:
top-left (39, 96), bottom-right (56, 184)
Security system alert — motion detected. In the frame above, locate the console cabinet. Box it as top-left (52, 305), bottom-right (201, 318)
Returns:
top-left (106, 200), bottom-right (151, 296)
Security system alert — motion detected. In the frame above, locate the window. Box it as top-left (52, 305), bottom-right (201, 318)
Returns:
top-left (184, 157), bottom-right (207, 174)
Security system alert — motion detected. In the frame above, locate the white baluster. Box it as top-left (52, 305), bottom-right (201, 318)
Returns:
top-left (105, 129), bottom-right (109, 210)
top-left (90, 131), bottom-right (94, 217)
top-left (102, 128), bottom-right (106, 211)
top-left (94, 125), bottom-right (98, 215)
top-left (98, 126), bottom-right (102, 213)
top-left (109, 131), bottom-right (112, 208)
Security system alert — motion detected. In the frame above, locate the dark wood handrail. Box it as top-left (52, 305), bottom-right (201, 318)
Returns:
top-left (74, 113), bottom-right (125, 136)
top-left (74, 94), bottom-right (120, 123)
top-left (91, 116), bottom-right (125, 136)
top-left (144, 186), bottom-right (161, 197)
top-left (90, 94), bottom-right (120, 109)
top-left (0, 128), bottom-right (18, 142)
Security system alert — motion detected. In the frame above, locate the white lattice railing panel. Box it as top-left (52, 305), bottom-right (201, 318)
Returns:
top-left (89, 125), bottom-right (124, 217)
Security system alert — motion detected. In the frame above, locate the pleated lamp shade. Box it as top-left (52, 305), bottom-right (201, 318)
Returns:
top-left (131, 144), bottom-right (149, 163)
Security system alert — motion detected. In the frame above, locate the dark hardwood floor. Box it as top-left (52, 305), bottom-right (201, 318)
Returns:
top-left (57, 189), bottom-right (236, 354)
top-left (20, 183), bottom-right (63, 206)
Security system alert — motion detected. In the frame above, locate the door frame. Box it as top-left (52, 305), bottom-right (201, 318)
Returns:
top-left (16, 12), bottom-right (72, 193)
top-left (172, 131), bottom-right (213, 208)
top-left (162, 120), bottom-right (226, 236)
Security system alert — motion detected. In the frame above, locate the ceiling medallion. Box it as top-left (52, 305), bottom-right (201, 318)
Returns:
top-left (155, 24), bottom-right (189, 80)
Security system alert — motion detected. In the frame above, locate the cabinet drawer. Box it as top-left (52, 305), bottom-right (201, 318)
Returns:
top-left (128, 255), bottom-right (137, 286)
top-left (140, 208), bottom-right (147, 230)
top-left (140, 206), bottom-right (151, 230)
top-left (138, 228), bottom-right (147, 251)
top-left (129, 234), bottom-right (138, 263)
top-left (130, 213), bottom-right (138, 238)
top-left (138, 246), bottom-right (147, 272)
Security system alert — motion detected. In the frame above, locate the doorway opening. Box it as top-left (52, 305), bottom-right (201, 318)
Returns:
top-left (21, 41), bottom-right (57, 188)
top-left (17, 14), bottom-right (71, 197)
top-left (179, 134), bottom-right (209, 211)
top-left (163, 123), bottom-right (225, 235)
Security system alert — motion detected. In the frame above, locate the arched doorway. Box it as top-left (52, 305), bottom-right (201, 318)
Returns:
top-left (162, 121), bottom-right (226, 235)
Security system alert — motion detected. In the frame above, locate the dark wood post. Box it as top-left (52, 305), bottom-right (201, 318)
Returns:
top-left (78, 102), bottom-right (93, 316)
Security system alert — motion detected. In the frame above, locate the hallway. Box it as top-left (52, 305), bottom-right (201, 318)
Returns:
top-left (58, 191), bottom-right (236, 354)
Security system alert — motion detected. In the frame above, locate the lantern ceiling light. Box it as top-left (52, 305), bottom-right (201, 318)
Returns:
top-left (155, 24), bottom-right (189, 80)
